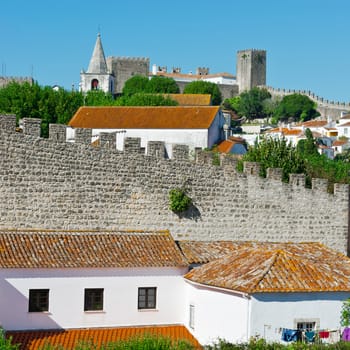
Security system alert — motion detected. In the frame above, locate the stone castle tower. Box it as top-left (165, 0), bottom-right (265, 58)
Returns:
top-left (236, 49), bottom-right (266, 93)
top-left (80, 34), bottom-right (115, 94)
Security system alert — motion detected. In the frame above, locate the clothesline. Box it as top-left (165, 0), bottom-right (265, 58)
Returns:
top-left (281, 328), bottom-right (340, 343)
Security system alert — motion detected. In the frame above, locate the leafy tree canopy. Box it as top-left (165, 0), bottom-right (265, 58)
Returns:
top-left (115, 93), bottom-right (178, 106)
top-left (272, 93), bottom-right (319, 124)
top-left (0, 82), bottom-right (84, 137)
top-left (122, 75), bottom-right (179, 96)
top-left (146, 76), bottom-right (180, 94)
top-left (239, 137), bottom-right (305, 182)
top-left (236, 87), bottom-right (271, 120)
top-left (183, 80), bottom-right (222, 105)
top-left (222, 96), bottom-right (241, 113)
top-left (122, 75), bottom-right (149, 96)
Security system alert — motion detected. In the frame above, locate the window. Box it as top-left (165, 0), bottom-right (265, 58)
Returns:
top-left (138, 287), bottom-right (156, 309)
top-left (296, 321), bottom-right (317, 331)
top-left (28, 289), bottom-right (49, 312)
top-left (84, 288), bottom-right (104, 311)
top-left (189, 304), bottom-right (195, 329)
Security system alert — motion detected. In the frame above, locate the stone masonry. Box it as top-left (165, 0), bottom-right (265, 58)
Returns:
top-left (0, 115), bottom-right (349, 255)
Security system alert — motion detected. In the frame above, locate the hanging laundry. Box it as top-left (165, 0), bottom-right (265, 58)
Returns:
top-left (342, 327), bottom-right (350, 341)
top-left (304, 331), bottom-right (315, 343)
top-left (319, 331), bottom-right (330, 339)
top-left (281, 328), bottom-right (301, 342)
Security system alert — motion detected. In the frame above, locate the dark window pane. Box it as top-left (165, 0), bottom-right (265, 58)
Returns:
top-left (29, 289), bottom-right (49, 312)
top-left (138, 287), bottom-right (156, 310)
top-left (84, 288), bottom-right (104, 311)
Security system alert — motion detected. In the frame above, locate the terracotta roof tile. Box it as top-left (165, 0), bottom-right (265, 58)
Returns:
top-left (338, 121), bottom-right (350, 127)
top-left (68, 106), bottom-right (220, 129)
top-left (301, 120), bottom-right (328, 127)
top-left (166, 94), bottom-right (212, 106)
top-left (333, 140), bottom-right (347, 146)
top-left (183, 242), bottom-right (350, 293)
top-left (6, 325), bottom-right (202, 350)
top-left (178, 241), bottom-right (260, 264)
top-left (0, 230), bottom-right (188, 268)
top-left (265, 127), bottom-right (303, 136)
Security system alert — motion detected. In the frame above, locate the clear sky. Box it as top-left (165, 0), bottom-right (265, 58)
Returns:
top-left (1, 0), bottom-right (349, 102)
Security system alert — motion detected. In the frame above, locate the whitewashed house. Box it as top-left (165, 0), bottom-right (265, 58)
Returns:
top-left (0, 230), bottom-right (188, 331)
top-left (2, 233), bottom-right (350, 347)
top-left (67, 106), bottom-right (225, 158)
top-left (180, 241), bottom-right (350, 345)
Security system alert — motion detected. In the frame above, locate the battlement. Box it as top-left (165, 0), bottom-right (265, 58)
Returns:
top-left (0, 76), bottom-right (34, 88)
top-left (264, 85), bottom-right (350, 111)
top-left (110, 56), bottom-right (150, 62)
top-left (1, 114), bottom-right (348, 255)
top-left (0, 114), bottom-right (347, 196)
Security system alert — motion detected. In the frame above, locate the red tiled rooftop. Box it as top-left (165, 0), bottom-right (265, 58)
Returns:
top-left (0, 230), bottom-right (188, 269)
top-left (184, 242), bottom-right (350, 293)
top-left (6, 325), bottom-right (202, 350)
top-left (68, 106), bottom-right (220, 129)
top-left (333, 140), bottom-right (347, 146)
top-left (301, 120), bottom-right (328, 127)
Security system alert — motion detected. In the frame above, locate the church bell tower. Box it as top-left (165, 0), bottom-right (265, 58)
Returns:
top-left (80, 34), bottom-right (115, 94)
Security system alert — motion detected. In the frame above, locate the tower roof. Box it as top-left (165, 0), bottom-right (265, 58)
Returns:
top-left (87, 33), bottom-right (108, 74)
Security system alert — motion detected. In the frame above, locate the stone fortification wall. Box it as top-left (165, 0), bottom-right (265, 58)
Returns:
top-left (265, 86), bottom-right (350, 120)
top-left (0, 115), bottom-right (349, 254)
top-left (0, 76), bottom-right (34, 88)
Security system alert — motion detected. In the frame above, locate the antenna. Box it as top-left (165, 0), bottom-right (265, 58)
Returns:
top-left (98, 24), bottom-right (101, 35)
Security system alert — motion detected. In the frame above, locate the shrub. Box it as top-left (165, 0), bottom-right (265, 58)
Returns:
top-left (169, 188), bottom-right (192, 213)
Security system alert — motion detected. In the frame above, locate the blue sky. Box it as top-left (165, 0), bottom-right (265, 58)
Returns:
top-left (1, 0), bottom-right (349, 102)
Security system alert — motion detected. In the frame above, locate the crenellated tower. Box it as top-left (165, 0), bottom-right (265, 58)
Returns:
top-left (236, 49), bottom-right (266, 93)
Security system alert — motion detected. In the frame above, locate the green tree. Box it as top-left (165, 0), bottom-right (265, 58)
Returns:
top-left (296, 128), bottom-right (319, 157)
top-left (183, 80), bottom-right (222, 105)
top-left (146, 76), bottom-right (180, 94)
top-left (222, 96), bottom-right (241, 113)
top-left (84, 90), bottom-right (114, 106)
top-left (239, 137), bottom-right (305, 182)
top-left (122, 75), bottom-right (149, 96)
top-left (272, 93), bottom-right (319, 124)
top-left (115, 93), bottom-right (178, 106)
top-left (236, 87), bottom-right (271, 120)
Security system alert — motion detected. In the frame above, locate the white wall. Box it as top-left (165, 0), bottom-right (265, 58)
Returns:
top-left (185, 282), bottom-right (250, 345)
top-left (250, 292), bottom-right (350, 342)
top-left (92, 129), bottom-right (209, 158)
top-left (0, 267), bottom-right (187, 331)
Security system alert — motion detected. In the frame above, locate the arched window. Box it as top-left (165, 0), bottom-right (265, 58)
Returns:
top-left (91, 79), bottom-right (99, 90)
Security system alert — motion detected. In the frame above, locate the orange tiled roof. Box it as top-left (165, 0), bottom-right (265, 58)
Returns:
top-left (68, 106), bottom-right (220, 129)
top-left (0, 230), bottom-right (187, 268)
top-left (301, 120), bottom-right (328, 127)
top-left (333, 140), bottom-right (347, 146)
top-left (6, 325), bottom-right (202, 350)
top-left (265, 127), bottom-right (303, 136)
top-left (184, 242), bottom-right (350, 293)
top-left (216, 137), bottom-right (246, 154)
top-left (166, 94), bottom-right (212, 106)
top-left (178, 241), bottom-right (252, 264)
top-left (338, 121), bottom-right (350, 127)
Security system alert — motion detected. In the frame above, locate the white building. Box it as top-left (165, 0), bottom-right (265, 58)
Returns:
top-left (2, 234), bottom-right (350, 347)
top-left (67, 106), bottom-right (225, 158)
top-left (0, 230), bottom-right (187, 331)
top-left (180, 241), bottom-right (350, 345)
